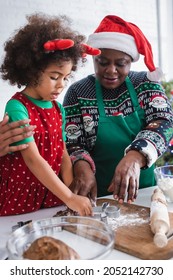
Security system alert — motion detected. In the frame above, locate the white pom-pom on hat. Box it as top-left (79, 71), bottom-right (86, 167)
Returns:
top-left (147, 67), bottom-right (163, 82)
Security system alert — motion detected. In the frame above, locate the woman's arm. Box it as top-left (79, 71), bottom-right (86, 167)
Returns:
top-left (0, 114), bottom-right (35, 156)
top-left (126, 82), bottom-right (173, 167)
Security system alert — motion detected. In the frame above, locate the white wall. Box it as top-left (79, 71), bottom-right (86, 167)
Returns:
top-left (0, 0), bottom-right (172, 119)
top-left (159, 0), bottom-right (173, 80)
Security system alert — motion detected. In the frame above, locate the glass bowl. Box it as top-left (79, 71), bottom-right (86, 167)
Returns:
top-left (6, 216), bottom-right (114, 260)
top-left (154, 165), bottom-right (173, 202)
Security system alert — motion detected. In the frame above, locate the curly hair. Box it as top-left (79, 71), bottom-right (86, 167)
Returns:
top-left (0, 13), bottom-right (86, 88)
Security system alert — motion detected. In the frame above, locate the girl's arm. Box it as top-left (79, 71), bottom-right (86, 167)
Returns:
top-left (20, 141), bottom-right (92, 216)
top-left (59, 143), bottom-right (73, 187)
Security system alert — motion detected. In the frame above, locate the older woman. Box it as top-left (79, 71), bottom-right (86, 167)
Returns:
top-left (63, 15), bottom-right (173, 203)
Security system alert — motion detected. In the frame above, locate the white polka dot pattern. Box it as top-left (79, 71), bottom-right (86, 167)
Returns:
top-left (0, 93), bottom-right (64, 216)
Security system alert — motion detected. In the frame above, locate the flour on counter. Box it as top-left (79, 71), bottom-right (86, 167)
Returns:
top-left (107, 211), bottom-right (149, 231)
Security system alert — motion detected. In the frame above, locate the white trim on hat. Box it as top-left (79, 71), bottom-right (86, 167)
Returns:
top-left (87, 32), bottom-right (140, 61)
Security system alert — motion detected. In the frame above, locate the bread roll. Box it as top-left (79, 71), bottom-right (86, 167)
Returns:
top-left (23, 236), bottom-right (80, 260)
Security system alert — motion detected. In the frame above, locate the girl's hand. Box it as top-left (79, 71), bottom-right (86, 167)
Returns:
top-left (67, 193), bottom-right (93, 216)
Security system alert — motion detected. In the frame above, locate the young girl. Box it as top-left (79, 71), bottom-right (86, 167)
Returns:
top-left (0, 13), bottom-right (98, 216)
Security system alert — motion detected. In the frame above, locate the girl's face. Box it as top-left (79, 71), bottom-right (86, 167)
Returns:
top-left (26, 61), bottom-right (73, 101)
top-left (93, 49), bottom-right (132, 89)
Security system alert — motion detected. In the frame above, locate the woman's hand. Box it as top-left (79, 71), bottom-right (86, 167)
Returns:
top-left (69, 160), bottom-right (97, 203)
top-left (0, 114), bottom-right (35, 157)
top-left (108, 150), bottom-right (147, 203)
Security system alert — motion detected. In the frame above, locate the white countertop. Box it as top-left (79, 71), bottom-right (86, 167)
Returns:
top-left (0, 186), bottom-right (173, 260)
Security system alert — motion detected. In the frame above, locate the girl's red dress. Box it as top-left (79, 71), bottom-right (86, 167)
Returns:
top-left (0, 93), bottom-right (64, 216)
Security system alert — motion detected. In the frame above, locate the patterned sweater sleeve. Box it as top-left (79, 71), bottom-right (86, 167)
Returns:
top-left (125, 80), bottom-right (173, 168)
top-left (63, 85), bottom-right (96, 173)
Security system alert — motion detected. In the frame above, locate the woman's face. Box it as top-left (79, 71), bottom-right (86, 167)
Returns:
top-left (93, 49), bottom-right (132, 89)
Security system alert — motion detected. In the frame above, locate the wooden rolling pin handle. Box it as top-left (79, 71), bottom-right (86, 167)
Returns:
top-left (154, 232), bottom-right (168, 248)
top-left (152, 220), bottom-right (169, 248)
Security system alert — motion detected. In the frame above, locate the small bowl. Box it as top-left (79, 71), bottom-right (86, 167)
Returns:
top-left (6, 216), bottom-right (114, 260)
top-left (154, 165), bottom-right (173, 202)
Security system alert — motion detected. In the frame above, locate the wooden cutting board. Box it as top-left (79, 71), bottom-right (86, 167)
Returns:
top-left (97, 198), bottom-right (173, 260)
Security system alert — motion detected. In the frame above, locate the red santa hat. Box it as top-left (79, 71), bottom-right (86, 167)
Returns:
top-left (87, 15), bottom-right (163, 81)
top-left (150, 95), bottom-right (166, 101)
top-left (65, 122), bottom-right (78, 129)
top-left (82, 113), bottom-right (91, 118)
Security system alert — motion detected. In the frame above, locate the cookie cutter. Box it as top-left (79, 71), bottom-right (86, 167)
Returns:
top-left (11, 220), bottom-right (32, 232)
top-left (105, 205), bottom-right (120, 218)
top-left (92, 206), bottom-right (106, 221)
top-left (92, 203), bottom-right (120, 222)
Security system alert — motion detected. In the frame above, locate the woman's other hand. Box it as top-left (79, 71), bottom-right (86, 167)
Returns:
top-left (108, 150), bottom-right (147, 203)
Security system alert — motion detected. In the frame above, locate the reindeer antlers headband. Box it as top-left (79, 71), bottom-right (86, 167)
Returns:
top-left (43, 39), bottom-right (101, 56)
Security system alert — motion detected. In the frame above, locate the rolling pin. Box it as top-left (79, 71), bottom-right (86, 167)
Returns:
top-left (150, 188), bottom-right (170, 248)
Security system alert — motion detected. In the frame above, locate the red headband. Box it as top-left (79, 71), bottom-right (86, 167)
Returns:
top-left (43, 39), bottom-right (101, 56)
top-left (44, 39), bottom-right (74, 51)
top-left (81, 43), bottom-right (101, 57)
